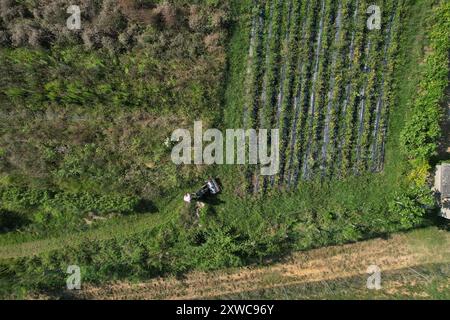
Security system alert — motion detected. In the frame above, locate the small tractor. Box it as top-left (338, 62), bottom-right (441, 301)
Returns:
top-left (184, 178), bottom-right (221, 203)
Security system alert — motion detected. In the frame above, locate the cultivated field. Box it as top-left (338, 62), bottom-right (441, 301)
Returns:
top-left (239, 0), bottom-right (402, 192)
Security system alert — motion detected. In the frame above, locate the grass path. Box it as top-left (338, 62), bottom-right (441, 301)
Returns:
top-left (72, 227), bottom-right (449, 300)
top-left (0, 196), bottom-right (181, 259)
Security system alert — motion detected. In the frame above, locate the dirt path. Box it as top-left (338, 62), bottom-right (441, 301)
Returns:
top-left (75, 229), bottom-right (450, 300)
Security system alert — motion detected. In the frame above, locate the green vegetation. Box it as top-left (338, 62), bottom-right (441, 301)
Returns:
top-left (401, 1), bottom-right (450, 163)
top-left (236, 0), bottom-right (406, 187)
top-left (0, 0), bottom-right (449, 298)
top-left (0, 0), bottom-right (230, 237)
top-left (400, 0), bottom-right (450, 198)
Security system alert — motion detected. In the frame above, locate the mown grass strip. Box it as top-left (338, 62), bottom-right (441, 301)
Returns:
top-left (261, 0), bottom-right (286, 192)
top-left (372, 0), bottom-right (404, 171)
top-left (270, 0), bottom-right (294, 187)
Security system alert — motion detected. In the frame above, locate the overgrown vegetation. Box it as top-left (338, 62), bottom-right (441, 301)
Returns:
top-left (0, 0), bottom-right (229, 235)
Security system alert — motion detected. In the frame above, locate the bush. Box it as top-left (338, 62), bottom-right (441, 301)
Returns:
top-left (389, 186), bottom-right (436, 229)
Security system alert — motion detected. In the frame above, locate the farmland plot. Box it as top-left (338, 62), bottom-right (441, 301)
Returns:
top-left (241, 0), bottom-right (404, 189)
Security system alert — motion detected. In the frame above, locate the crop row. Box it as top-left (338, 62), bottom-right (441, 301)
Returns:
top-left (371, 0), bottom-right (405, 172)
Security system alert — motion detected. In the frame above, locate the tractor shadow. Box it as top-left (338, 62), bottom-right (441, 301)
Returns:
top-left (135, 199), bottom-right (158, 214)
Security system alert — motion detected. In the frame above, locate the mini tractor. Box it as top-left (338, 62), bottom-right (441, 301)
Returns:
top-left (184, 178), bottom-right (221, 203)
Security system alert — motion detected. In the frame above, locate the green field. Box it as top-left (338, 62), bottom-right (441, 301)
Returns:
top-left (0, 0), bottom-right (449, 298)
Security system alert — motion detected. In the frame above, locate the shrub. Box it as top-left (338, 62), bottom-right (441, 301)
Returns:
top-left (389, 186), bottom-right (436, 229)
